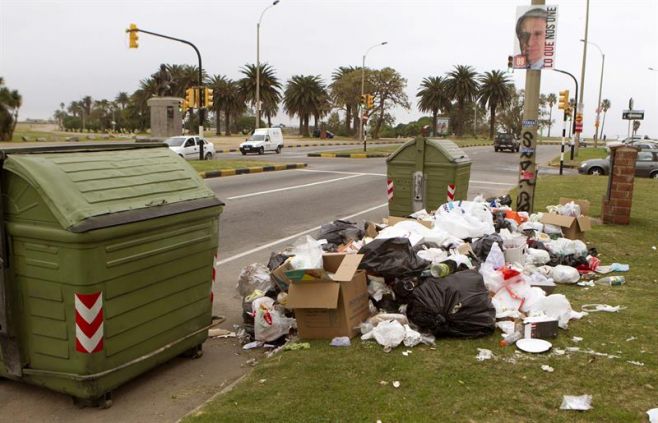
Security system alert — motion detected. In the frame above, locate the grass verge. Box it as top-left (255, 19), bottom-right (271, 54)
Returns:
top-left (184, 175), bottom-right (657, 422)
top-left (189, 159), bottom-right (276, 172)
top-left (548, 148), bottom-right (608, 168)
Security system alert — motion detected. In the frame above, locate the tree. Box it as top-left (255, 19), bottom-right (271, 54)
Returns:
top-left (330, 66), bottom-right (360, 134)
top-left (444, 65), bottom-right (479, 136)
top-left (478, 70), bottom-right (513, 139)
top-left (167, 64), bottom-right (207, 97)
top-left (546, 93), bottom-right (557, 136)
top-left (600, 98), bottom-right (611, 140)
top-left (283, 75), bottom-right (326, 137)
top-left (0, 78), bottom-right (22, 140)
top-left (369, 67), bottom-right (410, 139)
top-left (210, 74), bottom-right (245, 135)
top-left (416, 76), bottom-right (451, 136)
top-left (497, 87), bottom-right (524, 137)
top-left (115, 92), bottom-right (130, 110)
top-left (239, 63), bottom-right (282, 127)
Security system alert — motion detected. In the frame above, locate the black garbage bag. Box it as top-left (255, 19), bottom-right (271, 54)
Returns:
top-left (316, 220), bottom-right (364, 245)
top-left (358, 238), bottom-right (430, 278)
top-left (472, 233), bottom-right (504, 262)
top-left (389, 275), bottom-right (422, 303)
top-left (267, 252), bottom-right (293, 271)
top-left (373, 294), bottom-right (400, 313)
top-left (493, 210), bottom-right (512, 232)
top-left (406, 270), bottom-right (496, 338)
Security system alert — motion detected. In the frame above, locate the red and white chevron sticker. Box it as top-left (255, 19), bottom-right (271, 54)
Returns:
top-left (447, 184), bottom-right (456, 201)
top-left (75, 292), bottom-right (104, 354)
top-left (386, 179), bottom-right (394, 201)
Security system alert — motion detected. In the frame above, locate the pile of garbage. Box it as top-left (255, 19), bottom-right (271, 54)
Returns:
top-left (234, 195), bottom-right (629, 353)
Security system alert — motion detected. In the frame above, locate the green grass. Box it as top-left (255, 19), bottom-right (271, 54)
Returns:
top-left (11, 128), bottom-right (127, 142)
top-left (548, 148), bottom-right (608, 168)
top-left (184, 175), bottom-right (658, 422)
top-left (189, 159), bottom-right (277, 172)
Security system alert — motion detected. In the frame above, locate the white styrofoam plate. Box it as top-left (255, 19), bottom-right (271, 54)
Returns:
top-left (516, 338), bottom-right (552, 353)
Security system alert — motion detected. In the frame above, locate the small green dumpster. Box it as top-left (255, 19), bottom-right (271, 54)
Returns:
top-left (0, 143), bottom-right (223, 407)
top-left (386, 137), bottom-right (471, 216)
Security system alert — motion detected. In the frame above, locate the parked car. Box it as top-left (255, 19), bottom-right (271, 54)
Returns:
top-left (578, 150), bottom-right (658, 178)
top-left (626, 140), bottom-right (658, 150)
top-left (164, 136), bottom-right (215, 160)
top-left (494, 132), bottom-right (520, 152)
top-left (239, 128), bottom-right (284, 155)
top-left (312, 128), bottom-right (335, 139)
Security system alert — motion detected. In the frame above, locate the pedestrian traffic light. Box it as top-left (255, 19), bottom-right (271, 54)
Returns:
top-left (507, 55), bottom-right (513, 69)
top-left (204, 87), bottom-right (214, 108)
top-left (558, 90), bottom-right (569, 111)
top-left (366, 94), bottom-right (374, 110)
top-left (127, 24), bottom-right (139, 49)
top-left (185, 87), bottom-right (197, 108)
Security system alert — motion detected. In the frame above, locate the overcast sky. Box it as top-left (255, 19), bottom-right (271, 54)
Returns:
top-left (1, 0), bottom-right (656, 139)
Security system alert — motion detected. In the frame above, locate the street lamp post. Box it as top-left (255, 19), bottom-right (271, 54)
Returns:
top-left (575, 0), bottom-right (590, 156)
top-left (581, 39), bottom-right (604, 147)
top-left (256, 0), bottom-right (280, 130)
top-left (360, 41), bottom-right (387, 152)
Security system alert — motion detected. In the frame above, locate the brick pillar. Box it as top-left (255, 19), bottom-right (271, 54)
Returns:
top-left (602, 145), bottom-right (639, 225)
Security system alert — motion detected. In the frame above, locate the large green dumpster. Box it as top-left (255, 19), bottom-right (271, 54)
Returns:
top-left (386, 137), bottom-right (471, 216)
top-left (0, 144), bottom-right (223, 406)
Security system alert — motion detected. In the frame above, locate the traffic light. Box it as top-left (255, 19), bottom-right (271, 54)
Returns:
top-left (366, 94), bottom-right (374, 110)
top-left (185, 87), bottom-right (197, 108)
top-left (204, 87), bottom-right (214, 108)
top-left (127, 24), bottom-right (139, 48)
top-left (558, 90), bottom-right (569, 111)
top-left (507, 55), bottom-right (513, 69)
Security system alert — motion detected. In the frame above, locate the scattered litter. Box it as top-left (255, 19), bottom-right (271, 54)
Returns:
top-left (581, 304), bottom-right (625, 313)
top-left (572, 336), bottom-right (583, 343)
top-left (516, 338), bottom-right (552, 354)
top-left (330, 337), bottom-right (351, 347)
top-left (379, 380), bottom-right (388, 386)
top-left (541, 364), bottom-right (554, 373)
top-left (576, 280), bottom-right (595, 287)
top-left (208, 328), bottom-right (236, 338)
top-left (242, 341), bottom-right (262, 350)
top-left (476, 348), bottom-right (494, 361)
top-left (553, 348), bottom-right (566, 356)
top-left (647, 408), bottom-right (658, 423)
top-left (626, 336), bottom-right (637, 342)
top-left (259, 379), bottom-right (267, 384)
top-left (652, 246), bottom-right (657, 251)
top-left (402, 350), bottom-right (413, 356)
top-left (244, 358), bottom-right (258, 367)
top-left (560, 394), bottom-right (593, 411)
top-left (627, 360), bottom-right (645, 367)
top-left (392, 381), bottom-right (401, 388)
top-left (594, 275), bottom-right (625, 286)
top-left (283, 342), bottom-right (310, 351)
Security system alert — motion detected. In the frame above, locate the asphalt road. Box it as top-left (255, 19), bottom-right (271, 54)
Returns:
top-left (0, 144), bottom-right (563, 422)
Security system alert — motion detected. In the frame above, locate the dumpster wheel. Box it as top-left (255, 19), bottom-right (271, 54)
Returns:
top-left (180, 344), bottom-right (204, 359)
top-left (72, 392), bottom-right (112, 409)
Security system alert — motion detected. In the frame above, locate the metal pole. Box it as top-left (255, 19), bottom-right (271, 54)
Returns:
top-left (575, 0), bottom-right (590, 156)
top-left (360, 54), bottom-right (366, 152)
top-left (553, 69), bottom-right (578, 162)
top-left (560, 109), bottom-right (567, 175)
top-left (256, 22), bottom-right (260, 130)
top-left (595, 53), bottom-right (605, 146)
top-left (516, 0), bottom-right (544, 213)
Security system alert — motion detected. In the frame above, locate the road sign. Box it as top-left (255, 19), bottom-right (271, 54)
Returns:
top-left (574, 112), bottom-right (583, 133)
top-left (628, 97), bottom-right (634, 110)
top-left (622, 110), bottom-right (644, 120)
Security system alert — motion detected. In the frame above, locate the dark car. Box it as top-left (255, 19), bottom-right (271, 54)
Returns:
top-left (494, 133), bottom-right (520, 152)
top-left (312, 129), bottom-right (335, 139)
top-left (578, 150), bottom-right (658, 179)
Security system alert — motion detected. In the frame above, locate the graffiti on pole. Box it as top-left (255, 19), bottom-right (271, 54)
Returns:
top-left (517, 129), bottom-right (537, 212)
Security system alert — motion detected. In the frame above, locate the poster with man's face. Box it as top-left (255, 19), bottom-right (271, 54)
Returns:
top-left (513, 5), bottom-right (558, 70)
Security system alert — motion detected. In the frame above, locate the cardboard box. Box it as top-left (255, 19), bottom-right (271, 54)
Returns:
top-left (384, 216), bottom-right (433, 229)
top-left (285, 254), bottom-right (370, 339)
top-left (540, 198), bottom-right (592, 240)
top-left (523, 316), bottom-right (558, 339)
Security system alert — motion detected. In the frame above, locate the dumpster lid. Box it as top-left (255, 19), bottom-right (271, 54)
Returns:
top-left (1, 145), bottom-right (223, 232)
top-left (386, 138), bottom-right (470, 163)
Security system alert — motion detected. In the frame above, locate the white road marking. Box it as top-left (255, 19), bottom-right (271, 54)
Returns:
top-left (226, 174), bottom-right (364, 200)
top-left (294, 169), bottom-right (386, 177)
top-left (217, 202), bottom-right (388, 265)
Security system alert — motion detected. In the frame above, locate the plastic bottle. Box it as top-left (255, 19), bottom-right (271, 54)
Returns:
top-left (499, 320), bottom-right (523, 347)
top-left (595, 276), bottom-right (625, 286)
top-left (430, 263), bottom-right (451, 278)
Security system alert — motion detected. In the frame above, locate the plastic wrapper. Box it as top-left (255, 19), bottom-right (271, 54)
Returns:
top-left (290, 235), bottom-right (324, 269)
top-left (416, 247), bottom-right (449, 263)
top-left (252, 297), bottom-right (296, 342)
top-left (237, 263), bottom-right (273, 297)
top-left (406, 270), bottom-right (496, 338)
top-left (358, 237), bottom-right (430, 277)
top-left (377, 220), bottom-right (431, 247)
top-left (560, 395), bottom-right (592, 411)
top-left (316, 219), bottom-right (364, 246)
top-left (485, 242), bottom-right (505, 270)
top-left (367, 276), bottom-right (391, 302)
top-left (527, 294), bottom-right (584, 329)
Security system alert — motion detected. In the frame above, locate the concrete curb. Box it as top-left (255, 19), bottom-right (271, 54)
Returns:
top-left (213, 140), bottom-right (401, 154)
top-left (198, 163), bottom-right (307, 179)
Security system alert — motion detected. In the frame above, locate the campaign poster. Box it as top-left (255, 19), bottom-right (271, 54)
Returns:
top-left (513, 5), bottom-right (558, 70)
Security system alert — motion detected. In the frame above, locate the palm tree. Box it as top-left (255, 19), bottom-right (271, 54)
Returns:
top-left (0, 78), bottom-right (22, 140)
top-left (209, 74), bottom-right (246, 135)
top-left (115, 92), bottom-right (130, 110)
top-left (546, 93), bottom-right (557, 136)
top-left (239, 63), bottom-right (282, 127)
top-left (167, 64), bottom-right (207, 97)
top-left (416, 76), bottom-right (451, 136)
top-left (284, 75), bottom-right (325, 137)
top-left (478, 70), bottom-right (513, 139)
top-left (600, 98), bottom-right (611, 140)
top-left (445, 65), bottom-right (479, 136)
top-left (330, 66), bottom-right (359, 134)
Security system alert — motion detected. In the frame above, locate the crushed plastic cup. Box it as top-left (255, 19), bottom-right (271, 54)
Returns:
top-left (560, 394), bottom-right (592, 411)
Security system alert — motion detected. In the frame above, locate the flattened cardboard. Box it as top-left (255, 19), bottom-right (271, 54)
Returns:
top-left (385, 216), bottom-right (433, 229)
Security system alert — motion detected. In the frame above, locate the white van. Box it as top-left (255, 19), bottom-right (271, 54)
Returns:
top-left (239, 128), bottom-right (284, 155)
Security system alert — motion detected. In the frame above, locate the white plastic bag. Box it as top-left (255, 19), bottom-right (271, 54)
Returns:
top-left (551, 265), bottom-right (580, 284)
top-left (485, 242), bottom-right (505, 269)
top-left (402, 324), bottom-right (422, 347)
top-left (558, 201), bottom-right (582, 218)
top-left (252, 297), bottom-right (296, 342)
top-left (527, 294), bottom-right (583, 329)
top-left (560, 394), bottom-right (592, 411)
top-left (237, 263), bottom-right (272, 297)
top-left (361, 320), bottom-right (406, 351)
top-left (525, 248), bottom-right (551, 265)
top-left (290, 235), bottom-right (324, 269)
top-left (367, 276), bottom-right (393, 302)
top-left (479, 263), bottom-right (505, 293)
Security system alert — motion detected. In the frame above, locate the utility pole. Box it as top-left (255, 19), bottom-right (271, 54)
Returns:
top-left (516, 0), bottom-right (544, 213)
top-left (575, 0), bottom-right (590, 156)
